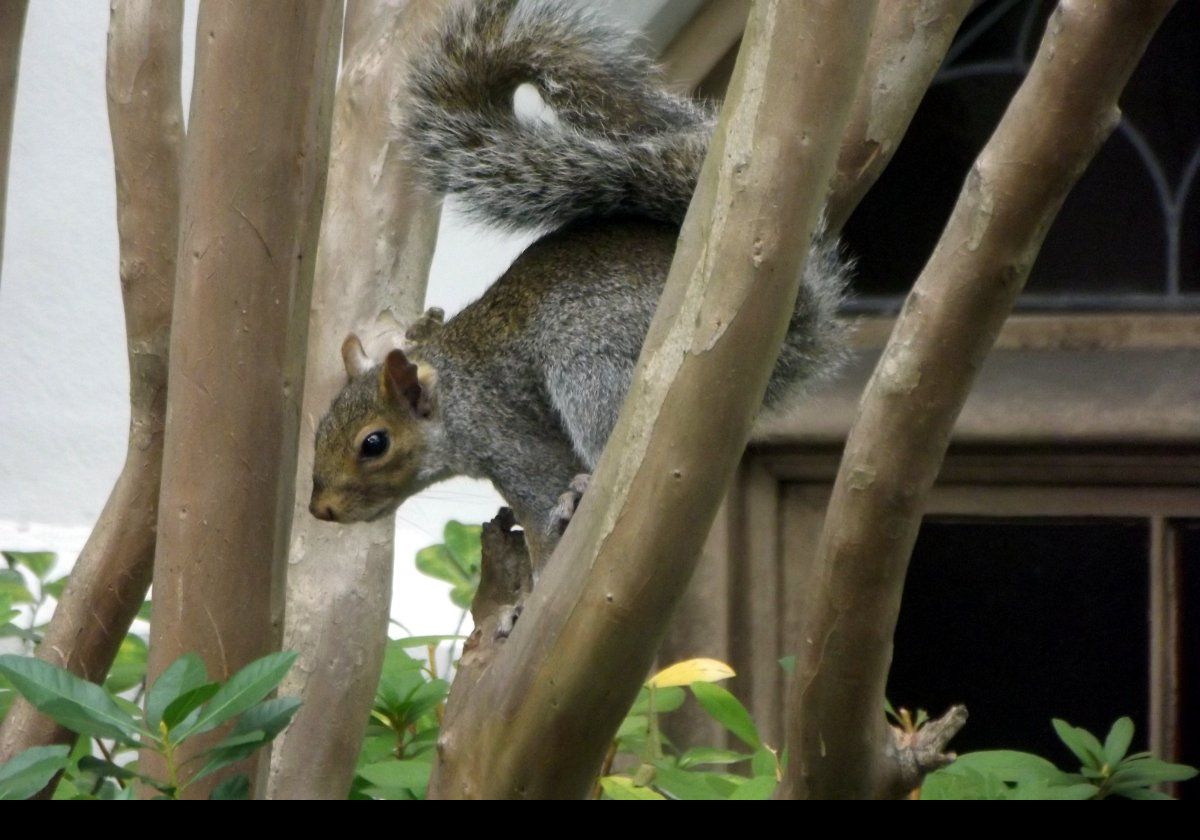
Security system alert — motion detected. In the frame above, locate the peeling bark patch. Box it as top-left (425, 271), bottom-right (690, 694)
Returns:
top-left (847, 465), bottom-right (877, 491)
top-left (964, 166), bottom-right (994, 252)
top-left (877, 349), bottom-right (921, 394)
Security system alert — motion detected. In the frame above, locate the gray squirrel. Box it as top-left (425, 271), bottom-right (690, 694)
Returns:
top-left (309, 0), bottom-right (851, 561)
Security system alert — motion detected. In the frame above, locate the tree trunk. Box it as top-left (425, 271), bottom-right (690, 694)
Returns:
top-left (658, 0), bottom-right (972, 753)
top-left (784, 0), bottom-right (1176, 800)
top-left (0, 0), bottom-right (26, 289)
top-left (265, 0), bottom-right (446, 801)
top-left (0, 0), bottom-right (182, 765)
top-left (429, 0), bottom-right (876, 800)
top-left (141, 0), bottom-right (340, 799)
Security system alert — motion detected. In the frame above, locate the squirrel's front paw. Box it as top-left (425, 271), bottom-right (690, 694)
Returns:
top-left (404, 307), bottom-right (445, 343)
top-left (547, 473), bottom-right (592, 536)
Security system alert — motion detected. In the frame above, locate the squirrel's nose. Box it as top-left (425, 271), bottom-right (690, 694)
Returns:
top-left (309, 499), bottom-right (337, 522)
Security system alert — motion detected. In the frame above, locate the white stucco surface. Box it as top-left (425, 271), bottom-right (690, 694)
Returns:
top-left (0, 1), bottom-right (688, 635)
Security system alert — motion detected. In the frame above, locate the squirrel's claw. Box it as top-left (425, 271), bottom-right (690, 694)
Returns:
top-left (547, 473), bottom-right (592, 536)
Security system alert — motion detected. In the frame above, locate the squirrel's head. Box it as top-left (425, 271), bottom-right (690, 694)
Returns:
top-left (309, 335), bottom-right (439, 523)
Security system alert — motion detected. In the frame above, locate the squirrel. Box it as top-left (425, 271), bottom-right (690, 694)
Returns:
top-left (309, 0), bottom-right (851, 562)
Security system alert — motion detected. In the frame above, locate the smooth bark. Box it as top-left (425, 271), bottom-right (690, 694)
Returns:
top-left (429, 0), bottom-right (876, 800)
top-left (785, 0), bottom-right (1176, 800)
top-left (825, 0), bottom-right (973, 231)
top-left (142, 0), bottom-right (340, 799)
top-left (0, 0), bottom-right (26, 287)
top-left (0, 0), bottom-right (182, 765)
top-left (266, 0), bottom-right (446, 800)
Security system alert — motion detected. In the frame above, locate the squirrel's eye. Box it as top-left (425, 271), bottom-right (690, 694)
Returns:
top-left (359, 431), bottom-right (389, 459)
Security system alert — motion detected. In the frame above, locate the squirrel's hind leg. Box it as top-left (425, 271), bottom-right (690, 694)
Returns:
top-left (544, 353), bottom-right (634, 470)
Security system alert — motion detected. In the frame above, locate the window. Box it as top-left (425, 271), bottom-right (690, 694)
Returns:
top-left (842, 0), bottom-right (1200, 311)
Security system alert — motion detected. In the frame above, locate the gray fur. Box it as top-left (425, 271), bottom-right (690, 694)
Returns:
top-left (313, 0), bottom-right (852, 543)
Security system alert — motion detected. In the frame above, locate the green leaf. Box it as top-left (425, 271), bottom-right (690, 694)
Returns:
top-left (0, 594), bottom-right (16, 625)
top-left (174, 651), bottom-right (297, 740)
top-left (778, 655), bottom-right (796, 675)
top-left (2, 551), bottom-right (56, 580)
top-left (232, 696), bottom-right (301, 739)
top-left (0, 745), bottom-right (70, 800)
top-left (1118, 786), bottom-right (1174, 800)
top-left (1108, 757), bottom-right (1198, 787)
top-left (950, 750), bottom-right (1075, 785)
top-left (396, 679), bottom-right (449, 726)
top-left (76, 756), bottom-right (139, 782)
top-left (600, 775), bottom-right (666, 800)
top-left (209, 774), bottom-right (250, 800)
top-left (751, 746), bottom-right (779, 778)
top-left (392, 634), bottom-right (466, 649)
top-left (0, 569), bottom-right (33, 604)
top-left (187, 697), bottom-right (303, 781)
top-left (678, 747), bottom-right (751, 769)
top-left (161, 682), bottom-right (220, 731)
top-left (690, 682), bottom-right (761, 750)
top-left (443, 521), bottom-right (482, 574)
top-left (41, 576), bottom-right (69, 601)
top-left (1052, 719), bottom-right (1106, 770)
top-left (1009, 781), bottom-right (1100, 800)
top-left (1102, 716), bottom-right (1135, 767)
top-left (181, 696), bottom-right (302, 782)
top-left (729, 774), bottom-right (778, 800)
top-left (137, 601), bottom-right (153, 622)
top-left (104, 635), bottom-right (148, 694)
top-left (652, 764), bottom-right (738, 800)
top-left (190, 733), bottom-right (269, 784)
top-left (630, 686), bottom-right (686, 716)
top-left (415, 545), bottom-right (470, 587)
top-left (358, 759), bottom-right (432, 798)
top-left (145, 653), bottom-right (209, 730)
top-left (449, 583), bottom-right (476, 609)
top-left (0, 655), bottom-right (142, 744)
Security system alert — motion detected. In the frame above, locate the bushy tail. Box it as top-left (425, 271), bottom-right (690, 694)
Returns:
top-left (402, 0), bottom-right (715, 231)
top-left (766, 221), bottom-right (855, 409)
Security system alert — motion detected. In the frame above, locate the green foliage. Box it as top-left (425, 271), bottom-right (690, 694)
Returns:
top-left (414, 522), bottom-right (482, 609)
top-left (0, 652), bottom-right (298, 800)
top-left (598, 660), bottom-right (781, 801)
top-left (351, 636), bottom-right (456, 800)
top-left (921, 716), bottom-right (1197, 800)
top-left (0, 745), bottom-right (71, 800)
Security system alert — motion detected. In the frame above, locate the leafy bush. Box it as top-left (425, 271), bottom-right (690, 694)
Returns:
top-left (598, 658), bottom-right (781, 800)
top-left (350, 636), bottom-right (457, 800)
top-left (921, 716), bottom-right (1197, 800)
top-left (3, 535), bottom-right (1196, 801)
top-left (0, 651), bottom-right (298, 799)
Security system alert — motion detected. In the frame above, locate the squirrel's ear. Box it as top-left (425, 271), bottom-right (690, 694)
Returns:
top-left (381, 349), bottom-right (434, 418)
top-left (342, 334), bottom-right (373, 379)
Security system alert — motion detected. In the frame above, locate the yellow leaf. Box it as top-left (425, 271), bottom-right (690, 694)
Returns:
top-left (647, 658), bottom-right (735, 688)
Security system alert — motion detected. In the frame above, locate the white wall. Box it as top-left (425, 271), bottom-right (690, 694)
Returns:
top-left (0, 0), bottom-right (686, 635)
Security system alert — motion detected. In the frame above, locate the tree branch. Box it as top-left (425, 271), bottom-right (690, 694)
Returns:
top-left (141, 0), bottom-right (341, 799)
top-left (0, 0), bottom-right (182, 766)
top-left (825, 0), bottom-right (973, 231)
top-left (428, 0), bottom-right (877, 800)
top-left (879, 705), bottom-right (968, 799)
top-left (266, 0), bottom-right (447, 800)
top-left (0, 0), bottom-right (27, 290)
top-left (784, 0), bottom-right (1176, 800)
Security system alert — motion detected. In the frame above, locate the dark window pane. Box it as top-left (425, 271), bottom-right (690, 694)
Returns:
top-left (842, 0), bottom-right (1200, 310)
top-left (887, 519), bottom-right (1150, 763)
